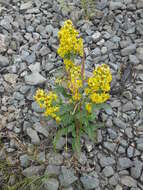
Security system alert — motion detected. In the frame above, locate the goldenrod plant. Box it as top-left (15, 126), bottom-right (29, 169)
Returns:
top-left (34, 20), bottom-right (112, 155)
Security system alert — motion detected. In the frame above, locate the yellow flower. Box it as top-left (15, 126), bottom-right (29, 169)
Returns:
top-left (55, 116), bottom-right (61, 123)
top-left (90, 92), bottom-right (110, 104)
top-left (85, 103), bottom-right (92, 113)
top-left (34, 89), bottom-right (45, 103)
top-left (57, 20), bottom-right (84, 59)
top-left (72, 92), bottom-right (81, 101)
top-left (67, 65), bottom-right (83, 101)
top-left (85, 64), bottom-right (112, 104)
top-left (64, 59), bottom-right (74, 71)
top-left (34, 89), bottom-right (60, 123)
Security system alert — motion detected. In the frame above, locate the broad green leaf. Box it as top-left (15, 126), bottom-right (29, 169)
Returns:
top-left (71, 128), bottom-right (76, 138)
top-left (60, 113), bottom-right (74, 126)
top-left (59, 104), bottom-right (74, 115)
top-left (54, 85), bottom-right (71, 98)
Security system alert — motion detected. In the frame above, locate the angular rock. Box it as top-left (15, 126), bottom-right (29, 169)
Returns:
top-left (127, 146), bottom-right (134, 158)
top-left (137, 143), bottom-right (143, 151)
top-left (0, 55), bottom-right (9, 67)
top-left (110, 2), bottom-right (124, 10)
top-left (0, 18), bottom-right (12, 31)
top-left (103, 142), bottom-right (116, 152)
top-left (37, 151), bottom-right (45, 162)
top-left (99, 156), bottom-right (116, 167)
top-left (122, 102), bottom-right (134, 112)
top-left (115, 185), bottom-right (123, 190)
top-left (47, 153), bottom-right (63, 165)
top-left (122, 91), bottom-right (132, 100)
top-left (78, 152), bottom-right (87, 165)
top-left (23, 53), bottom-right (36, 64)
top-left (4, 74), bottom-right (18, 85)
top-left (102, 166), bottom-right (114, 177)
top-left (117, 158), bottom-right (133, 171)
top-left (26, 127), bottom-right (40, 145)
top-left (85, 141), bottom-right (93, 152)
top-left (13, 92), bottom-right (24, 100)
top-left (20, 2), bottom-right (33, 10)
top-left (0, 34), bottom-right (7, 52)
top-left (137, 0), bottom-right (143, 8)
top-left (121, 176), bottom-right (137, 187)
top-left (44, 178), bottom-right (59, 190)
top-left (59, 166), bottom-right (78, 187)
top-left (28, 62), bottom-right (41, 73)
top-left (55, 137), bottom-right (66, 150)
top-left (136, 47), bottom-right (143, 62)
top-left (80, 172), bottom-right (99, 190)
top-left (94, 9), bottom-right (104, 18)
top-left (131, 160), bottom-right (142, 179)
top-left (109, 174), bottom-right (119, 186)
top-left (22, 165), bottom-right (44, 177)
top-left (91, 48), bottom-right (101, 58)
top-left (45, 165), bottom-right (60, 176)
top-left (92, 31), bottom-right (101, 42)
top-left (33, 122), bottom-right (49, 137)
top-left (129, 55), bottom-right (139, 65)
top-left (25, 72), bottom-right (46, 85)
top-left (121, 44), bottom-right (136, 56)
top-left (107, 128), bottom-right (117, 139)
top-left (113, 118), bottom-right (126, 129)
top-left (19, 154), bottom-right (30, 167)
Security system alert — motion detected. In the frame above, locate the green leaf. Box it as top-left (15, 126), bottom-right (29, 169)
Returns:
top-left (54, 85), bottom-right (71, 98)
top-left (60, 113), bottom-right (74, 126)
top-left (76, 110), bottom-right (89, 124)
top-left (59, 104), bottom-right (74, 115)
top-left (90, 112), bottom-right (96, 121)
top-left (83, 125), bottom-right (95, 141)
top-left (72, 136), bottom-right (81, 155)
top-left (68, 124), bottom-right (75, 133)
top-left (92, 103), bottom-right (110, 111)
top-left (83, 122), bottom-right (104, 141)
top-left (71, 127), bottom-right (76, 138)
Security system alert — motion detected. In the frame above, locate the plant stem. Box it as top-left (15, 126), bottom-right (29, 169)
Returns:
top-left (81, 50), bottom-right (85, 84)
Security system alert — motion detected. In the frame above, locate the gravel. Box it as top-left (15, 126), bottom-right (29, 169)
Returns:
top-left (0, 0), bottom-right (143, 189)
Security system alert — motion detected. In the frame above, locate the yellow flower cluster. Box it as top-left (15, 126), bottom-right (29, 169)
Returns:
top-left (57, 20), bottom-right (85, 101)
top-left (67, 65), bottom-right (83, 101)
top-left (34, 89), bottom-right (60, 122)
top-left (85, 64), bottom-right (112, 104)
top-left (63, 59), bottom-right (74, 71)
top-left (57, 20), bottom-right (84, 59)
